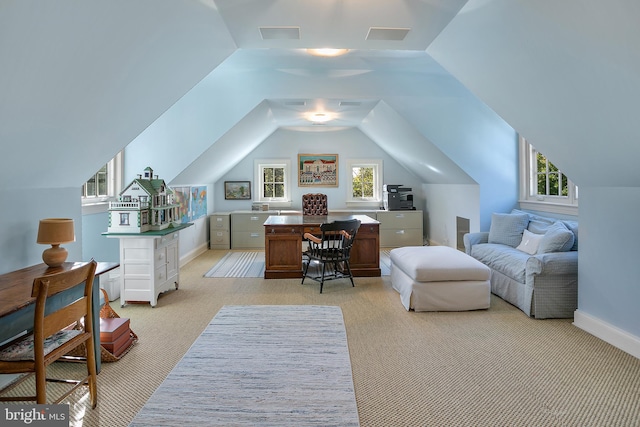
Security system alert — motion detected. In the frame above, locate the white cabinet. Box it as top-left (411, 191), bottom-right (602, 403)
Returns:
top-left (114, 231), bottom-right (180, 307)
top-left (376, 210), bottom-right (423, 247)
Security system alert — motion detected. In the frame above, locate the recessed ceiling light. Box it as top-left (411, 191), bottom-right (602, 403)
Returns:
top-left (306, 48), bottom-right (349, 57)
top-left (307, 112), bottom-right (332, 123)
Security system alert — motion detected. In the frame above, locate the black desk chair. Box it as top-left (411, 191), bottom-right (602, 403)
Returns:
top-left (301, 219), bottom-right (361, 293)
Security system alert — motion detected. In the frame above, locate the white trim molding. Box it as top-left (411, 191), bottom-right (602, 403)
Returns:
top-left (573, 310), bottom-right (640, 360)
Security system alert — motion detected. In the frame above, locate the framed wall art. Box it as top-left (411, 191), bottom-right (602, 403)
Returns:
top-left (298, 154), bottom-right (338, 187)
top-left (224, 181), bottom-right (252, 200)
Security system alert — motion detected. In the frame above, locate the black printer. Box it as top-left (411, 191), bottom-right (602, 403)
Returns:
top-left (383, 184), bottom-right (415, 210)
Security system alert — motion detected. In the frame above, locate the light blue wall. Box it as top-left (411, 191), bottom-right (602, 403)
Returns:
top-left (0, 188), bottom-right (83, 275)
top-left (214, 127), bottom-right (425, 215)
top-left (82, 211), bottom-right (120, 263)
top-left (578, 187), bottom-right (640, 337)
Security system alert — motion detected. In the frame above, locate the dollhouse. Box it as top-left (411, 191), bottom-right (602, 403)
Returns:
top-left (108, 167), bottom-right (180, 233)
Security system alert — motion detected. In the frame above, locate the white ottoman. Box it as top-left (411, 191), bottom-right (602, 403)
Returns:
top-left (390, 246), bottom-right (491, 312)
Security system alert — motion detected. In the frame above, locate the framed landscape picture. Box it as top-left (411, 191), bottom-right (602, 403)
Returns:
top-left (298, 154), bottom-right (338, 187)
top-left (224, 181), bottom-right (251, 200)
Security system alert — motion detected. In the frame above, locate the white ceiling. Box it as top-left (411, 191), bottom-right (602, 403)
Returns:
top-left (211, 0), bottom-right (469, 128)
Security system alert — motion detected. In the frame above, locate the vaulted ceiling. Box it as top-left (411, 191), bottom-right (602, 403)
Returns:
top-left (2, 0), bottom-right (640, 194)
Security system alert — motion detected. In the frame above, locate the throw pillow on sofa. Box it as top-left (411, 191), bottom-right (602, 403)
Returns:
top-left (538, 221), bottom-right (575, 253)
top-left (488, 212), bottom-right (530, 247)
top-left (516, 229), bottom-right (544, 255)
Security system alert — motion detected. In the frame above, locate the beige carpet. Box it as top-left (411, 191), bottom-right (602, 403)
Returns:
top-left (2, 249), bottom-right (639, 427)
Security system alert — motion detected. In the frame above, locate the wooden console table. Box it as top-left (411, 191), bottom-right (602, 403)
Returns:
top-left (0, 261), bottom-right (119, 373)
top-left (263, 215), bottom-right (380, 279)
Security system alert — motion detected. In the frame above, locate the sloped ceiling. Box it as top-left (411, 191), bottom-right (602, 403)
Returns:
top-left (0, 0), bottom-right (236, 190)
top-left (5, 0), bottom-right (636, 195)
top-left (428, 0), bottom-right (640, 187)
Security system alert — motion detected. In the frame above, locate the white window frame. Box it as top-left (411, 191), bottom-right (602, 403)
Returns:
top-left (518, 136), bottom-right (578, 215)
top-left (254, 159), bottom-right (292, 208)
top-left (82, 151), bottom-right (124, 214)
top-left (346, 159), bottom-right (383, 208)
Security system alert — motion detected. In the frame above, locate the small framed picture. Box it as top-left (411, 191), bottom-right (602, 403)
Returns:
top-left (224, 181), bottom-right (251, 200)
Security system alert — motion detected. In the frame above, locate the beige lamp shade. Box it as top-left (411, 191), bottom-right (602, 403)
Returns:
top-left (37, 218), bottom-right (75, 267)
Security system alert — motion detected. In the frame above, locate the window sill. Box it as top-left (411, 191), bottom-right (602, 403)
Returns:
top-left (518, 200), bottom-right (578, 216)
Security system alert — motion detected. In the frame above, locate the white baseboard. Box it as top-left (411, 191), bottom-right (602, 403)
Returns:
top-left (573, 310), bottom-right (640, 360)
top-left (180, 243), bottom-right (209, 267)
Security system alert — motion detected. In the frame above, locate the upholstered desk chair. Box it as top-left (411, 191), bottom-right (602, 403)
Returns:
top-left (302, 193), bottom-right (328, 216)
top-left (0, 260), bottom-right (98, 407)
top-left (302, 219), bottom-right (361, 293)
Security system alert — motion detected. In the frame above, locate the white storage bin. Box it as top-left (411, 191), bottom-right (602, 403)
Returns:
top-left (100, 267), bottom-right (121, 301)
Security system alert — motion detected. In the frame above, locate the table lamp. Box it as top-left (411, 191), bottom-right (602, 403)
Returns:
top-left (37, 218), bottom-right (75, 267)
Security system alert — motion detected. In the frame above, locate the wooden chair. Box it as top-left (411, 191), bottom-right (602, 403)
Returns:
top-left (301, 219), bottom-right (361, 293)
top-left (302, 193), bottom-right (328, 216)
top-left (0, 260), bottom-right (98, 407)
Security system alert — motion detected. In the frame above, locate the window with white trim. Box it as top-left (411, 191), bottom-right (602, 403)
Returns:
top-left (81, 151), bottom-right (124, 213)
top-left (346, 159), bottom-right (382, 205)
top-left (519, 137), bottom-right (577, 214)
top-left (254, 159), bottom-right (291, 206)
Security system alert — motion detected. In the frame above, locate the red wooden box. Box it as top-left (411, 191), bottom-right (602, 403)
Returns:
top-left (102, 330), bottom-right (133, 355)
top-left (100, 317), bottom-right (130, 343)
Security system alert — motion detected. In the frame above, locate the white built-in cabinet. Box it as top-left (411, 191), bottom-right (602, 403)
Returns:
top-left (108, 230), bottom-right (182, 307)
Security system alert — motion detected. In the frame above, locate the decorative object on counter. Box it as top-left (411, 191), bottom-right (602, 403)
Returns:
top-left (107, 166), bottom-right (180, 233)
top-left (36, 218), bottom-right (75, 267)
top-left (298, 154), bottom-right (338, 187)
top-left (224, 181), bottom-right (251, 200)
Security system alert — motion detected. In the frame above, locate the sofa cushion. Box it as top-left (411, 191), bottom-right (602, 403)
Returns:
top-left (471, 244), bottom-right (529, 283)
top-left (538, 221), bottom-right (575, 253)
top-left (512, 209), bottom-right (578, 251)
top-left (562, 220), bottom-right (579, 251)
top-left (516, 229), bottom-right (544, 255)
top-left (488, 213), bottom-right (530, 248)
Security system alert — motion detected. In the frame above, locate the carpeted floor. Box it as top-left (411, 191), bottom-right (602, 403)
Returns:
top-left (205, 249), bottom-right (392, 278)
top-left (2, 249), bottom-right (639, 427)
top-left (129, 305), bottom-right (359, 426)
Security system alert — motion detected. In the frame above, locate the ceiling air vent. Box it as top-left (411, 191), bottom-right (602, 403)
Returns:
top-left (339, 101), bottom-right (362, 107)
top-left (366, 27), bottom-right (410, 41)
top-left (284, 100), bottom-right (307, 106)
top-left (259, 26), bottom-right (300, 40)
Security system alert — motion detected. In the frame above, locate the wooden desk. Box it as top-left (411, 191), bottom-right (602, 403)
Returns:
top-left (263, 215), bottom-right (381, 279)
top-left (0, 261), bottom-right (119, 373)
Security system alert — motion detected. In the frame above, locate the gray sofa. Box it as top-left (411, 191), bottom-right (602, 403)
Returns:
top-left (464, 209), bottom-right (578, 319)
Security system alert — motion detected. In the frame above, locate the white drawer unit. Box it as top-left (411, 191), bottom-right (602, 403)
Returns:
top-left (209, 214), bottom-right (230, 249)
top-left (376, 210), bottom-right (423, 247)
top-left (113, 231), bottom-right (180, 307)
top-left (231, 212), bottom-right (270, 249)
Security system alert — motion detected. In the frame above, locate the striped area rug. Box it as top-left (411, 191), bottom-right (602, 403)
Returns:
top-left (204, 250), bottom-right (392, 278)
top-left (128, 305), bottom-right (360, 427)
top-left (204, 251), bottom-right (265, 277)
